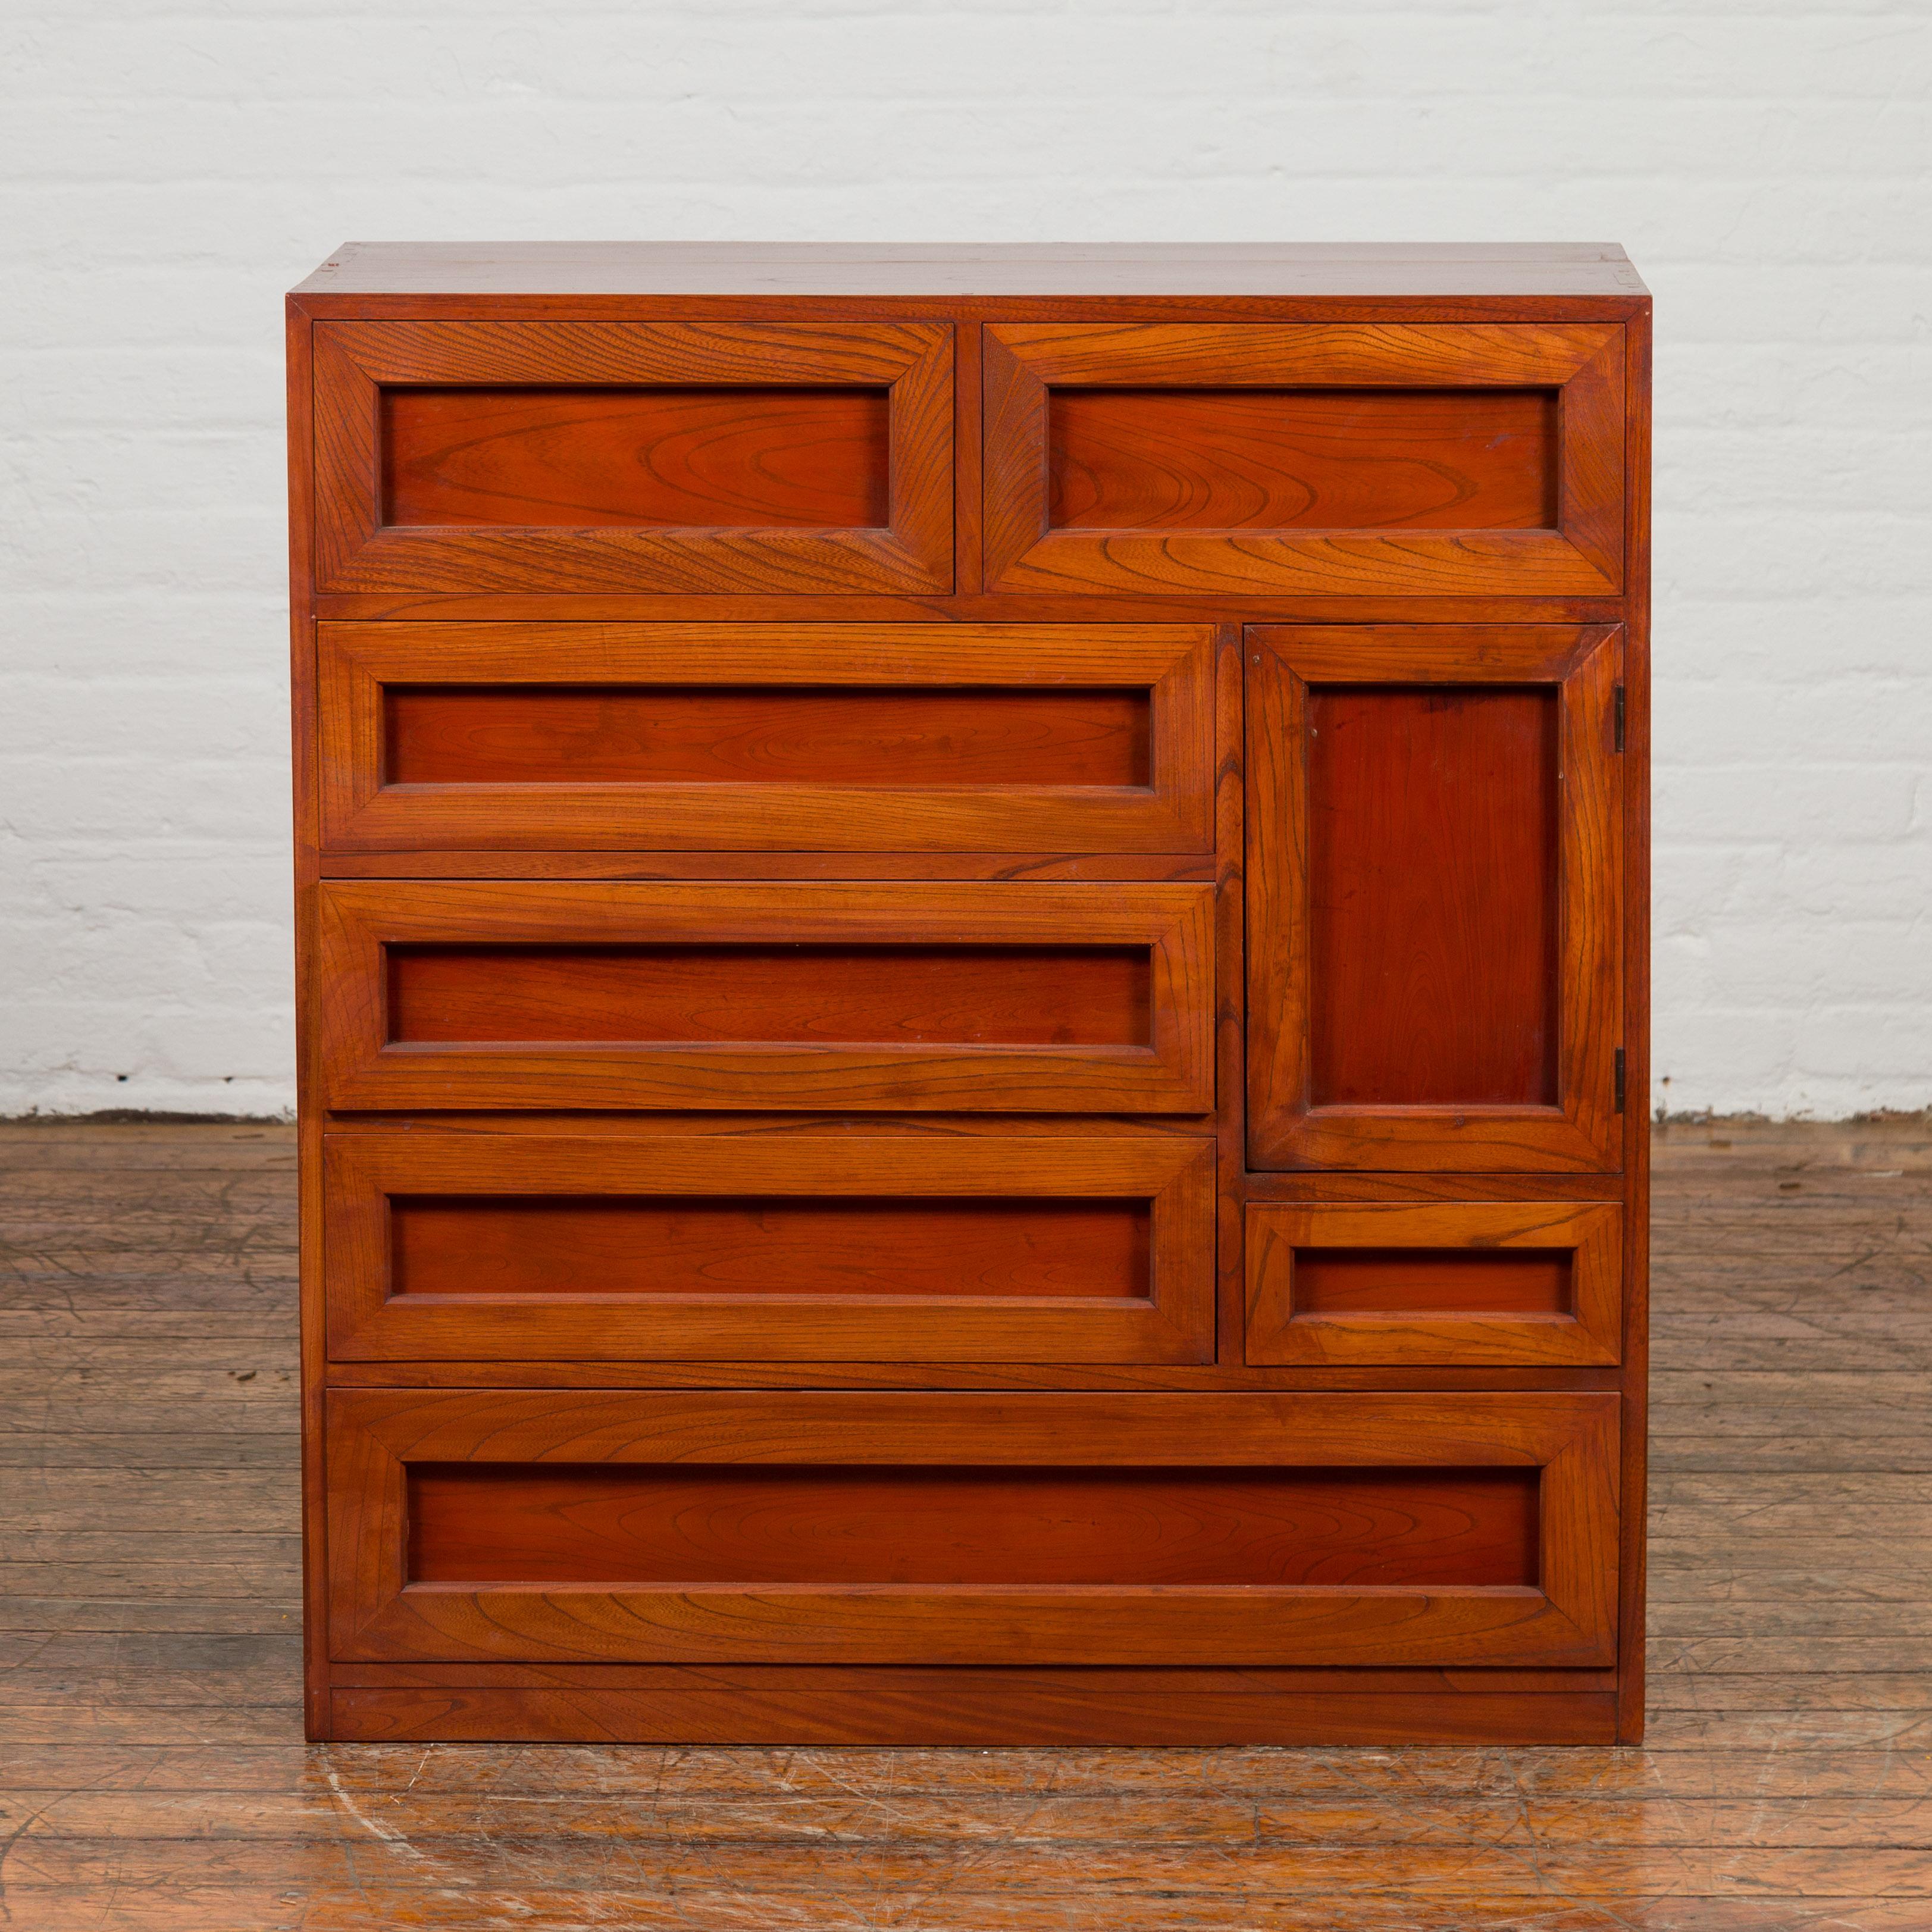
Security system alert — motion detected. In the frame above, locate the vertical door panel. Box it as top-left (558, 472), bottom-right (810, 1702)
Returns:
top-left (1247, 626), bottom-right (1623, 1170)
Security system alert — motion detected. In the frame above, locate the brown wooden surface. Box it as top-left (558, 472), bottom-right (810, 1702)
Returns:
top-left (1615, 303), bottom-right (1655, 1745)
top-left (386, 942), bottom-right (1153, 1045)
top-left (983, 324), bottom-right (1623, 596)
top-left (277, 271), bottom-right (1655, 1769)
top-left (1051, 388), bottom-right (1561, 533)
top-left (312, 320), bottom-right (953, 594)
top-left (1, 1119), bottom-right (1924, 1927)
top-left (315, 879), bottom-right (1215, 1113)
top-left (391, 1197), bottom-right (1149, 1301)
top-left (1246, 626), bottom-right (1623, 1172)
top-left (1245, 1201), bottom-right (1623, 1368)
top-left (405, 1463), bottom-right (1541, 1587)
top-left (384, 684), bottom-right (1150, 785)
top-left (293, 241), bottom-right (1654, 300)
top-left (323, 1132), bottom-right (1216, 1365)
top-left (324, 1388), bottom-right (1616, 1668)
top-left (312, 588), bottom-right (1640, 625)
top-left (1048, 386), bottom-right (1558, 531)
top-left (1309, 686), bottom-right (1560, 1106)
top-left (317, 620), bottom-right (1216, 855)
top-left (381, 383), bottom-right (891, 530)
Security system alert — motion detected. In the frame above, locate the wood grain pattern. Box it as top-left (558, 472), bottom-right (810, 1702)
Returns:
top-left (1246, 625), bottom-right (1623, 1172)
top-left (1049, 387), bottom-right (1557, 531)
top-left (1615, 300), bottom-right (1654, 1745)
top-left (323, 1389), bottom-right (1618, 1668)
top-left (405, 1462), bottom-right (1541, 1587)
top-left (1308, 684), bottom-right (1560, 1107)
top-left (1245, 1201), bottom-right (1623, 1367)
top-left (278, 257), bottom-right (1654, 1755)
top-left (320, 851), bottom-right (1220, 881)
top-left (292, 240), bottom-right (1654, 299)
top-left (384, 942), bottom-right (1153, 1045)
top-left (312, 587), bottom-right (1642, 625)
top-left (385, 685), bottom-right (1148, 785)
top-left (323, 1132), bottom-right (1215, 1364)
top-left (325, 1684), bottom-right (1622, 1749)
top-left (1294, 1250), bottom-right (1571, 1317)
top-left (392, 1197), bottom-right (1150, 1301)
top-left (314, 320), bottom-right (952, 593)
top-left (381, 384), bottom-right (890, 530)
top-left (22, 1109), bottom-right (1932, 1920)
top-left (317, 621), bottom-right (1215, 854)
top-left (316, 879), bottom-right (1214, 1113)
top-left (985, 323), bottom-right (1624, 595)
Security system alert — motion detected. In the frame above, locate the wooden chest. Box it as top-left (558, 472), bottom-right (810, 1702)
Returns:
top-left (287, 242), bottom-right (1649, 1745)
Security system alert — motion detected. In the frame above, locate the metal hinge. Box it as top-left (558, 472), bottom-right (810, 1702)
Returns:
top-left (1614, 1048), bottom-right (1627, 1113)
top-left (1614, 685), bottom-right (1626, 753)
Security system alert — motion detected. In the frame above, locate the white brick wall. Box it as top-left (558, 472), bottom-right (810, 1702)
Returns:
top-left (3, 0), bottom-right (1927, 1119)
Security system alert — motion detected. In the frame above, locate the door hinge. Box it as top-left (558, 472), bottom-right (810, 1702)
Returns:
top-left (1614, 1047), bottom-right (1627, 1113)
top-left (1614, 684), bottom-right (1626, 752)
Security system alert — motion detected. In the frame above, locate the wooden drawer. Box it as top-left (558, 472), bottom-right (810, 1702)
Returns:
top-left (1245, 1201), bottom-right (1621, 1367)
top-left (317, 622), bottom-right (1213, 854)
top-left (315, 880), bottom-right (1214, 1113)
top-left (985, 322), bottom-right (1624, 597)
top-left (1246, 625), bottom-right (1623, 1172)
top-left (325, 1389), bottom-right (1619, 1668)
top-left (324, 1131), bottom-right (1213, 1364)
top-left (312, 320), bottom-right (951, 594)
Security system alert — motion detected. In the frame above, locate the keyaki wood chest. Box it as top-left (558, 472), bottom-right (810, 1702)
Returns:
top-left (287, 242), bottom-right (1650, 1746)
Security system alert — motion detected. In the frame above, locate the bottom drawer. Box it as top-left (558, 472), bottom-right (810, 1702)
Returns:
top-left (325, 1389), bottom-right (1618, 1668)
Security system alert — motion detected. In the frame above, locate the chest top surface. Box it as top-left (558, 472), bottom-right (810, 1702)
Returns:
top-left (291, 240), bottom-right (1649, 300)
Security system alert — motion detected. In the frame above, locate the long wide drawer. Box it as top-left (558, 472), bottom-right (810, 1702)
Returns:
top-left (325, 1389), bottom-right (1620, 1668)
top-left (315, 880), bottom-right (1214, 1112)
top-left (324, 1131), bottom-right (1214, 1364)
top-left (318, 622), bottom-right (1214, 854)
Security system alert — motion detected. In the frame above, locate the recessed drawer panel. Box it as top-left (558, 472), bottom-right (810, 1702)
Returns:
top-left (1245, 1202), bottom-right (1622, 1367)
top-left (312, 320), bottom-right (951, 594)
top-left (325, 1132), bottom-right (1213, 1363)
top-left (317, 624), bottom-right (1213, 853)
top-left (326, 1389), bottom-right (1619, 1667)
top-left (985, 323), bottom-right (1624, 596)
top-left (315, 881), bottom-right (1213, 1112)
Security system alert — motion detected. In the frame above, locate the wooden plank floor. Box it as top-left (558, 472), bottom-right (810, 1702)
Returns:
top-left (1, 1118), bottom-right (1928, 1930)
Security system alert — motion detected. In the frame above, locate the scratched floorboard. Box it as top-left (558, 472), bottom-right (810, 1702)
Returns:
top-left (0, 1117), bottom-right (1928, 1931)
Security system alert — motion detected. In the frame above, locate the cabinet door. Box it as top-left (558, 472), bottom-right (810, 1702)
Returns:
top-left (316, 880), bottom-right (1213, 1113)
top-left (1247, 627), bottom-right (1623, 1171)
top-left (326, 1389), bottom-right (1618, 1668)
top-left (985, 322), bottom-right (1623, 596)
top-left (324, 1132), bottom-right (1213, 1364)
top-left (317, 622), bottom-right (1213, 854)
top-left (312, 320), bottom-right (951, 594)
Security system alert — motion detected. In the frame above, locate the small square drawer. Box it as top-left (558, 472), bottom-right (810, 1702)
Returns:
top-left (1245, 1201), bottom-right (1621, 1367)
top-left (315, 880), bottom-right (1213, 1113)
top-left (312, 319), bottom-right (951, 594)
top-left (985, 322), bottom-right (1624, 597)
top-left (317, 622), bottom-right (1213, 855)
top-left (324, 1130), bottom-right (1213, 1365)
top-left (325, 1388), bottom-right (1618, 1668)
